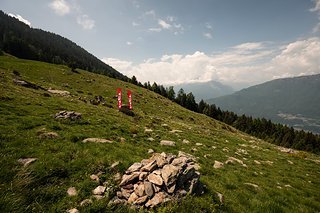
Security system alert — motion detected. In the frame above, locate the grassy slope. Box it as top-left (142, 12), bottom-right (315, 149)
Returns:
top-left (0, 55), bottom-right (319, 212)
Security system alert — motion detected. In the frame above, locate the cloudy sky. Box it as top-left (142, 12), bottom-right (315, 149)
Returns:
top-left (1, 0), bottom-right (320, 89)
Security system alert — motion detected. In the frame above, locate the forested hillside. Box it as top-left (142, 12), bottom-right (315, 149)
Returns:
top-left (207, 74), bottom-right (320, 134)
top-left (0, 11), bottom-right (127, 81)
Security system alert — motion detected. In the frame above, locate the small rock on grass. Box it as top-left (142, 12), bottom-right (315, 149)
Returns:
top-left (67, 187), bottom-right (78, 196)
top-left (160, 140), bottom-right (175, 146)
top-left (92, 186), bottom-right (106, 195)
top-left (18, 158), bottom-right (37, 167)
top-left (213, 161), bottom-right (224, 169)
top-left (82, 138), bottom-right (113, 143)
top-left (80, 199), bottom-right (93, 206)
top-left (67, 208), bottom-right (79, 213)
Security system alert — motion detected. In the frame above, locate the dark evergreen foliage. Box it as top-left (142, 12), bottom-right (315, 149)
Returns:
top-left (0, 11), bottom-right (128, 81)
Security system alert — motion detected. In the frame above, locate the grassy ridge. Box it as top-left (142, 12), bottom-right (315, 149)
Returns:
top-left (0, 55), bottom-right (319, 212)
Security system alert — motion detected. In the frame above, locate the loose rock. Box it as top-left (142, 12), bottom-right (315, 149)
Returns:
top-left (67, 187), bottom-right (78, 196)
top-left (160, 140), bottom-right (176, 146)
top-left (82, 138), bottom-right (113, 143)
top-left (213, 161), bottom-right (224, 169)
top-left (18, 158), bottom-right (37, 167)
top-left (54, 111), bottom-right (81, 120)
top-left (92, 186), bottom-right (106, 195)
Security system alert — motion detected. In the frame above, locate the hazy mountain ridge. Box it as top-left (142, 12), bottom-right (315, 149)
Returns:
top-left (173, 80), bottom-right (234, 101)
top-left (207, 74), bottom-right (320, 133)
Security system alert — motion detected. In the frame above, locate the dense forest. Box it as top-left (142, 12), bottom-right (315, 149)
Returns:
top-left (129, 76), bottom-right (320, 155)
top-left (0, 11), bottom-right (128, 81)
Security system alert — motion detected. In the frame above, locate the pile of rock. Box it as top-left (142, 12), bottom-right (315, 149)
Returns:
top-left (54, 111), bottom-right (82, 120)
top-left (113, 152), bottom-right (203, 208)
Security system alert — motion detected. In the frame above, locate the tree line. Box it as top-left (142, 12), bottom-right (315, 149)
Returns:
top-left (129, 75), bottom-right (320, 154)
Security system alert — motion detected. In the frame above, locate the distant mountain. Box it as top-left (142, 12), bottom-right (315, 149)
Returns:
top-left (173, 80), bottom-right (234, 101)
top-left (0, 10), bottom-right (127, 80)
top-left (207, 74), bottom-right (320, 133)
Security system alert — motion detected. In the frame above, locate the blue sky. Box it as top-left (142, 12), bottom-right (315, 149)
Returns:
top-left (1, 0), bottom-right (320, 89)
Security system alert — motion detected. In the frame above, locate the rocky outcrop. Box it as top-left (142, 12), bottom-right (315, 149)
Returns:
top-left (113, 152), bottom-right (204, 208)
top-left (54, 111), bottom-right (82, 120)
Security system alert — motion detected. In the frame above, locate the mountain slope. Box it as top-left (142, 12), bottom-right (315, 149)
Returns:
top-left (207, 74), bottom-right (320, 133)
top-left (0, 10), bottom-right (127, 80)
top-left (0, 55), bottom-right (319, 212)
top-left (173, 80), bottom-right (234, 101)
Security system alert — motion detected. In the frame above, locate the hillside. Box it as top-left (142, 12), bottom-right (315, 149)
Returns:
top-left (0, 55), bottom-right (320, 212)
top-left (173, 80), bottom-right (234, 101)
top-left (207, 74), bottom-right (320, 134)
top-left (0, 11), bottom-right (127, 81)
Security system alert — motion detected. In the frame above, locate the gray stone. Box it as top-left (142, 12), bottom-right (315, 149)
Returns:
top-left (126, 162), bottom-right (143, 174)
top-left (48, 89), bottom-right (70, 96)
top-left (67, 187), bottom-right (77, 196)
top-left (135, 183), bottom-right (145, 197)
top-left (145, 192), bottom-right (166, 208)
top-left (90, 174), bottom-right (99, 182)
top-left (54, 111), bottom-right (81, 120)
top-left (144, 181), bottom-right (154, 197)
top-left (80, 199), bottom-right (93, 206)
top-left (120, 172), bottom-right (140, 186)
top-left (128, 192), bottom-right (139, 204)
top-left (67, 208), bottom-right (79, 213)
top-left (213, 160), bottom-right (224, 169)
top-left (148, 149), bottom-right (154, 154)
top-left (141, 160), bottom-right (157, 172)
top-left (148, 173), bottom-right (163, 186)
top-left (38, 131), bottom-right (59, 139)
top-left (151, 153), bottom-right (167, 167)
top-left (120, 188), bottom-right (132, 199)
top-left (82, 138), bottom-right (113, 143)
top-left (160, 140), bottom-right (176, 146)
top-left (92, 186), bottom-right (106, 195)
top-left (18, 158), bottom-right (37, 167)
top-left (134, 195), bottom-right (148, 205)
top-left (161, 164), bottom-right (179, 186)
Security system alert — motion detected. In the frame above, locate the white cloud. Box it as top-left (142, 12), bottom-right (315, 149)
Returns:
top-left (126, 41), bottom-right (133, 46)
top-left (310, 0), bottom-right (320, 12)
top-left (203, 32), bottom-right (212, 39)
top-left (148, 28), bottom-right (162, 32)
top-left (158, 19), bottom-right (171, 29)
top-left (8, 13), bottom-right (31, 27)
top-left (232, 42), bottom-right (264, 51)
top-left (101, 58), bottom-right (133, 72)
top-left (205, 23), bottom-right (212, 29)
top-left (102, 38), bottom-right (320, 89)
top-left (145, 10), bottom-right (156, 17)
top-left (77, 14), bottom-right (95, 30)
top-left (132, 21), bottom-right (140, 27)
top-left (49, 0), bottom-right (70, 16)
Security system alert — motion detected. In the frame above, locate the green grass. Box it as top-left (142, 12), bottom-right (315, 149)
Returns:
top-left (0, 55), bottom-right (320, 212)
